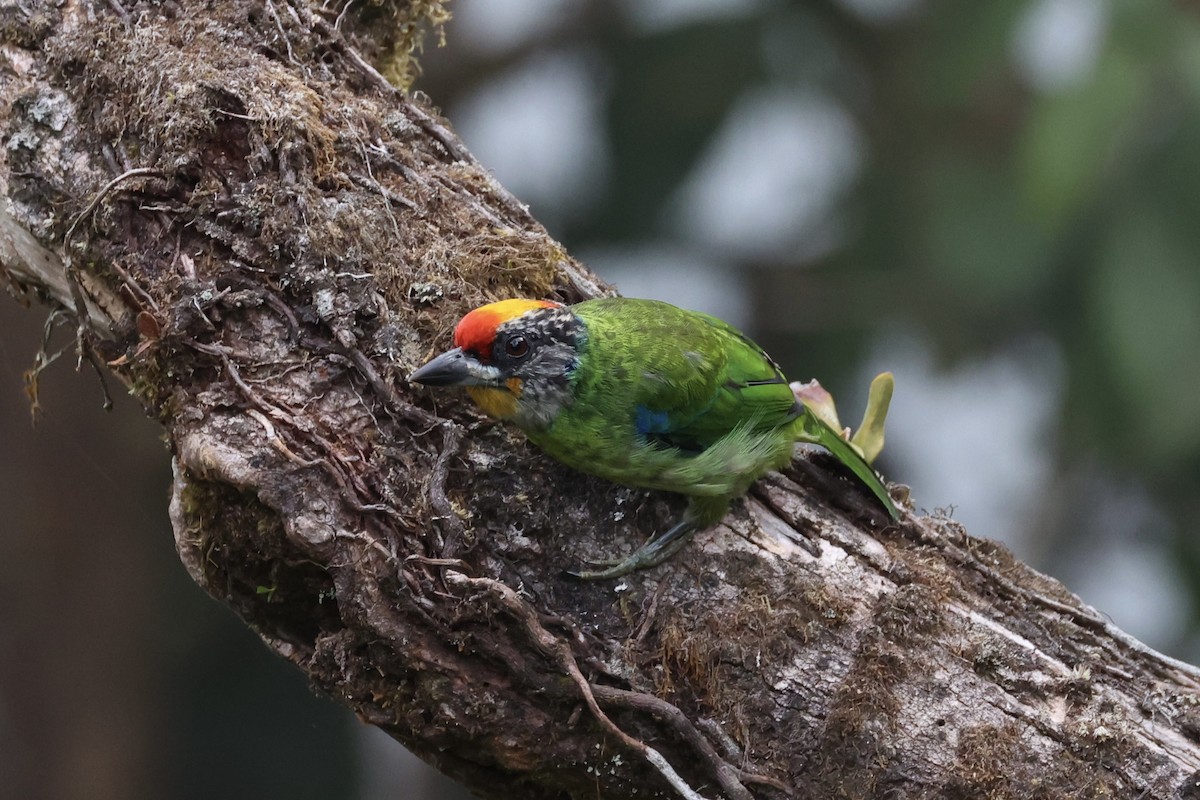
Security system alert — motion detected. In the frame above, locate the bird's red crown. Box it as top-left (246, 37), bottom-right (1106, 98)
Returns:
top-left (454, 299), bottom-right (562, 360)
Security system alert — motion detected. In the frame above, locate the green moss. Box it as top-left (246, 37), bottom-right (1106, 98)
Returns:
top-left (375, 0), bottom-right (452, 90)
top-left (176, 477), bottom-right (342, 650)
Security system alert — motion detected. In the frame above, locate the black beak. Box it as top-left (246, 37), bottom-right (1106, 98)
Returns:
top-left (410, 347), bottom-right (477, 386)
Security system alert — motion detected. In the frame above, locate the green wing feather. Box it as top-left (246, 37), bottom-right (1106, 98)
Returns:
top-left (573, 298), bottom-right (799, 447)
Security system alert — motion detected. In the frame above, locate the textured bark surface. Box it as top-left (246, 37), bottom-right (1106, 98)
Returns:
top-left (4, 3), bottom-right (1200, 798)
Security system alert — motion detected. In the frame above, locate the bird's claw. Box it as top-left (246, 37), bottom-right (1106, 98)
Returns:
top-left (564, 519), bottom-right (698, 580)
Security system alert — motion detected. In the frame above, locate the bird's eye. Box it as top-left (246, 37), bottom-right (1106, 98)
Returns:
top-left (505, 335), bottom-right (530, 359)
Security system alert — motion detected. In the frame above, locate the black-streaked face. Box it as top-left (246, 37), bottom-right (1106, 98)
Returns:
top-left (484, 306), bottom-right (582, 384)
top-left (410, 301), bottom-right (585, 429)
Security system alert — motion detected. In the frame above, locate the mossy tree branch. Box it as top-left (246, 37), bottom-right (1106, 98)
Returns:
top-left (3, 2), bottom-right (1200, 798)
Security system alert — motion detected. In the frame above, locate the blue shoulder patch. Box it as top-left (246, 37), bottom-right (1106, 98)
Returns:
top-left (635, 406), bottom-right (672, 435)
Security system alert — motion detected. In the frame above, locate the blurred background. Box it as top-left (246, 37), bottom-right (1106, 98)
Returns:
top-left (3, 0), bottom-right (1199, 796)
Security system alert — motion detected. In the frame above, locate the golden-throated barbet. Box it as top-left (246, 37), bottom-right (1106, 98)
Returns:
top-left (410, 297), bottom-right (899, 579)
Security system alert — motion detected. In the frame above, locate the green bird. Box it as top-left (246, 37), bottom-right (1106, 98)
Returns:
top-left (410, 297), bottom-right (899, 579)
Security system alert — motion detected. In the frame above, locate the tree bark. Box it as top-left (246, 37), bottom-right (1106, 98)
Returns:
top-left (3, 3), bottom-right (1200, 798)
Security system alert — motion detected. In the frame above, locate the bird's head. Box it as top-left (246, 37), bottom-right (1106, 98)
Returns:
top-left (410, 298), bottom-right (584, 428)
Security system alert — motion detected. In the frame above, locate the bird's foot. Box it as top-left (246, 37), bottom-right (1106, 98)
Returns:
top-left (565, 519), bottom-right (697, 580)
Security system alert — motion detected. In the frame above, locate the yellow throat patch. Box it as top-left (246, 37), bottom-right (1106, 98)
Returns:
top-left (467, 380), bottom-right (523, 420)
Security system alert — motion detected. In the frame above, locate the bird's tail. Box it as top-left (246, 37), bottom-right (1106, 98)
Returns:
top-left (797, 413), bottom-right (900, 521)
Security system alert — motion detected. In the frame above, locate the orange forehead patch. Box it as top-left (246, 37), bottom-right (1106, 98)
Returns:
top-left (453, 298), bottom-right (561, 357)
